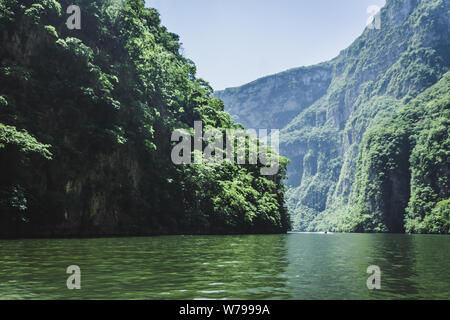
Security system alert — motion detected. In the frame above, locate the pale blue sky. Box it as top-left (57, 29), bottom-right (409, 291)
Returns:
top-left (145, 0), bottom-right (386, 90)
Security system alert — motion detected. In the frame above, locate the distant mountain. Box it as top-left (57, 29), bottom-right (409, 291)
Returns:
top-left (215, 0), bottom-right (450, 233)
top-left (214, 63), bottom-right (333, 131)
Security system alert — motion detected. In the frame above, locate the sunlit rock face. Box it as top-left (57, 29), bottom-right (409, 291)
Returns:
top-left (215, 0), bottom-right (450, 232)
top-left (214, 63), bottom-right (333, 131)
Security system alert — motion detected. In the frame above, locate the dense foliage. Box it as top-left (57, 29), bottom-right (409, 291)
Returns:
top-left (0, 0), bottom-right (290, 236)
top-left (349, 72), bottom-right (450, 233)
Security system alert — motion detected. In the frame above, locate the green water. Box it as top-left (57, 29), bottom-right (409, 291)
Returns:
top-left (0, 233), bottom-right (449, 299)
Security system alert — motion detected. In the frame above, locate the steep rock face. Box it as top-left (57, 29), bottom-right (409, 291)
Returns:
top-left (214, 63), bottom-right (333, 130)
top-left (349, 73), bottom-right (449, 233)
top-left (215, 0), bottom-right (450, 232)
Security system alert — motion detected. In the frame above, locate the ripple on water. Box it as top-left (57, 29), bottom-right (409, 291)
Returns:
top-left (0, 234), bottom-right (449, 299)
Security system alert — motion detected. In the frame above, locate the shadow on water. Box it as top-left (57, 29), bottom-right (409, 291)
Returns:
top-left (0, 235), bottom-right (291, 299)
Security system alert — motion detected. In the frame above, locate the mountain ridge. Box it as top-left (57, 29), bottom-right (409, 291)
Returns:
top-left (215, 0), bottom-right (450, 233)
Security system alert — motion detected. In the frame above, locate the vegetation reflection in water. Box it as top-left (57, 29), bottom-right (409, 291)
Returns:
top-left (0, 233), bottom-right (449, 299)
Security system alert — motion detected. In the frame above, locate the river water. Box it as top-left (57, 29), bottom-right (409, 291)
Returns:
top-left (0, 233), bottom-right (449, 299)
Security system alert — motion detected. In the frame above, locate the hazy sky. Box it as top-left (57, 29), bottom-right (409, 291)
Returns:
top-left (145, 0), bottom-right (386, 91)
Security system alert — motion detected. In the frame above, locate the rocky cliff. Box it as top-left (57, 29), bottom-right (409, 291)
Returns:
top-left (215, 0), bottom-right (450, 233)
top-left (215, 63), bottom-right (333, 131)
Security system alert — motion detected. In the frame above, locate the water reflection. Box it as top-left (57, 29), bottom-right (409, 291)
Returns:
top-left (365, 234), bottom-right (420, 299)
top-left (285, 233), bottom-right (375, 299)
top-left (0, 234), bottom-right (449, 299)
top-left (285, 233), bottom-right (450, 299)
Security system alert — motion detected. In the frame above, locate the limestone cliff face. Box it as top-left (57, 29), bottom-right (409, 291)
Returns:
top-left (1, 33), bottom-right (141, 236)
top-left (215, 0), bottom-right (450, 232)
top-left (57, 149), bottom-right (145, 236)
top-left (0, 16), bottom-right (145, 236)
top-left (214, 63), bottom-right (333, 131)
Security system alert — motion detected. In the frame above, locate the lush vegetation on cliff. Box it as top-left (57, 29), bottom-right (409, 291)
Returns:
top-left (0, 0), bottom-right (290, 236)
top-left (347, 72), bottom-right (450, 233)
top-left (216, 0), bottom-right (450, 233)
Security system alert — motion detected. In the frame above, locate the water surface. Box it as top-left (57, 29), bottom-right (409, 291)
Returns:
top-left (0, 233), bottom-right (449, 299)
